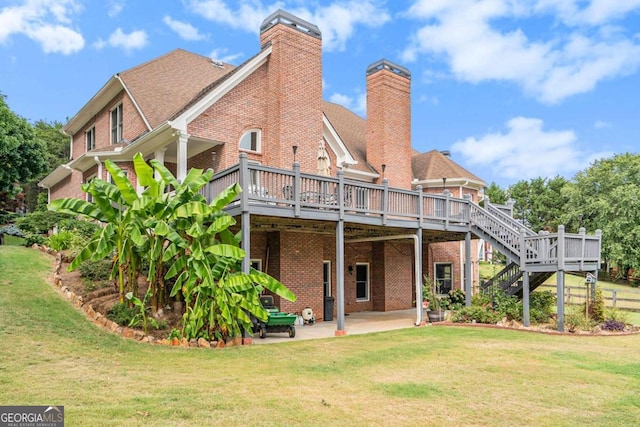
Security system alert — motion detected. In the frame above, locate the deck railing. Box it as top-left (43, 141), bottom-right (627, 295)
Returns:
top-left (205, 154), bottom-right (601, 271)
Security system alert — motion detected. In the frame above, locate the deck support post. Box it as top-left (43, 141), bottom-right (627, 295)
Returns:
top-left (416, 228), bottom-right (424, 325)
top-left (522, 271), bottom-right (530, 327)
top-left (556, 269), bottom-right (565, 332)
top-left (239, 153), bottom-right (251, 274)
top-left (464, 231), bottom-right (472, 307)
top-left (336, 218), bottom-right (346, 335)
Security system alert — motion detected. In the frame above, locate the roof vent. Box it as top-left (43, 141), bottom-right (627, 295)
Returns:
top-left (211, 59), bottom-right (224, 68)
top-left (440, 150), bottom-right (451, 157)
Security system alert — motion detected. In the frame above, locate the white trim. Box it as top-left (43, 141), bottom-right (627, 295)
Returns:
top-left (239, 129), bottom-right (262, 153)
top-left (63, 76), bottom-right (122, 135)
top-left (413, 177), bottom-right (485, 190)
top-left (171, 45), bottom-right (273, 130)
top-left (116, 74), bottom-right (152, 131)
top-left (355, 262), bottom-right (370, 302)
top-left (322, 114), bottom-right (357, 169)
top-left (343, 168), bottom-right (378, 182)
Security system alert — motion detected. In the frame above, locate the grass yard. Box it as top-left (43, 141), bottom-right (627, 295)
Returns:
top-left (2, 247), bottom-right (640, 426)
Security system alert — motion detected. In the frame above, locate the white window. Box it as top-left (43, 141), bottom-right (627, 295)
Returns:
top-left (250, 259), bottom-right (262, 271)
top-left (239, 129), bottom-right (261, 152)
top-left (86, 126), bottom-right (95, 151)
top-left (356, 263), bottom-right (369, 302)
top-left (435, 263), bottom-right (453, 295)
top-left (323, 261), bottom-right (331, 297)
top-left (110, 104), bottom-right (123, 144)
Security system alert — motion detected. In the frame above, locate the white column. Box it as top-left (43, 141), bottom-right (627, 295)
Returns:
top-left (176, 131), bottom-right (189, 182)
top-left (154, 149), bottom-right (166, 181)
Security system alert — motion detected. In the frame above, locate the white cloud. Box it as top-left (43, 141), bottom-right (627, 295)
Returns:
top-left (451, 117), bottom-right (611, 180)
top-left (101, 28), bottom-right (148, 51)
top-left (329, 92), bottom-right (366, 116)
top-left (594, 120), bottom-right (612, 129)
top-left (402, 0), bottom-right (640, 104)
top-left (163, 16), bottom-right (206, 41)
top-left (107, 0), bottom-right (123, 17)
top-left (209, 47), bottom-right (243, 64)
top-left (0, 0), bottom-right (84, 54)
top-left (187, 0), bottom-right (390, 52)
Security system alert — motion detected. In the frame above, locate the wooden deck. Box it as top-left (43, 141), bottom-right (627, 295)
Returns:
top-left (205, 154), bottom-right (602, 273)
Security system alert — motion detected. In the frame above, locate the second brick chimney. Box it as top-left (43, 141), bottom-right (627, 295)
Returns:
top-left (365, 59), bottom-right (412, 189)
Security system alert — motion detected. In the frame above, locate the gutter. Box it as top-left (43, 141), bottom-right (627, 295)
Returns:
top-left (346, 234), bottom-right (423, 326)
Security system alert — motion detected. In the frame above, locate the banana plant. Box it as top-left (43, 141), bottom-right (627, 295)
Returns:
top-left (49, 161), bottom-right (144, 303)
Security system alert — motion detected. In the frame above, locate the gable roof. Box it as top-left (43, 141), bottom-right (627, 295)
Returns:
top-left (119, 49), bottom-right (236, 129)
top-left (412, 150), bottom-right (485, 187)
top-left (322, 101), bottom-right (375, 174)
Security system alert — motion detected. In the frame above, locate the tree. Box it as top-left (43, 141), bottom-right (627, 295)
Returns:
top-left (482, 182), bottom-right (508, 206)
top-left (0, 93), bottom-right (48, 202)
top-left (21, 120), bottom-right (71, 212)
top-left (563, 153), bottom-right (640, 279)
top-left (508, 176), bottom-right (568, 232)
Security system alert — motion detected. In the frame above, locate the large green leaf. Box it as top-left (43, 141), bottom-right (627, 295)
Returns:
top-left (205, 244), bottom-right (246, 260)
top-left (133, 152), bottom-right (158, 195)
top-left (149, 159), bottom-right (180, 189)
top-left (175, 201), bottom-right (211, 219)
top-left (49, 197), bottom-right (107, 222)
top-left (210, 183), bottom-right (241, 210)
top-left (105, 160), bottom-right (138, 205)
top-left (250, 269), bottom-right (296, 302)
top-left (206, 214), bottom-right (236, 235)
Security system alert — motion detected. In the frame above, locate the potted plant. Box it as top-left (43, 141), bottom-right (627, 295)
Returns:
top-left (423, 275), bottom-right (445, 322)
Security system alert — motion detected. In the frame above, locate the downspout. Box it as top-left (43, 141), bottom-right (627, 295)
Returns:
top-left (94, 156), bottom-right (103, 180)
top-left (345, 234), bottom-right (423, 326)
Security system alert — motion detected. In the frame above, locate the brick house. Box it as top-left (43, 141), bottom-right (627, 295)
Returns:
top-left (39, 10), bottom-right (600, 333)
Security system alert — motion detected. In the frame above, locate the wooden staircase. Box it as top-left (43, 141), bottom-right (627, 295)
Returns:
top-left (470, 200), bottom-right (600, 298)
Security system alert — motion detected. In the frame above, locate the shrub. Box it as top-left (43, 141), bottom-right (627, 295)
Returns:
top-left (0, 210), bottom-right (19, 225)
top-left (604, 308), bottom-right (628, 324)
top-left (587, 287), bottom-right (605, 322)
top-left (58, 218), bottom-right (100, 240)
top-left (600, 320), bottom-right (625, 332)
top-left (563, 310), bottom-right (596, 332)
top-left (448, 289), bottom-right (466, 310)
top-left (492, 289), bottom-right (521, 321)
top-left (529, 291), bottom-right (556, 323)
top-left (452, 305), bottom-right (501, 324)
top-left (22, 233), bottom-right (46, 246)
top-left (106, 303), bottom-right (138, 326)
top-left (15, 211), bottom-right (72, 234)
top-left (78, 259), bottom-right (113, 281)
top-left (47, 230), bottom-right (74, 251)
top-left (0, 224), bottom-right (23, 237)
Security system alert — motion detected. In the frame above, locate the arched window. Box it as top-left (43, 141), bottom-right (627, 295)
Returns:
top-left (239, 129), bottom-right (261, 152)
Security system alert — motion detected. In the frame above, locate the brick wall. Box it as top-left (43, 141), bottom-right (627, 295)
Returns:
top-left (50, 171), bottom-right (84, 200)
top-left (71, 91), bottom-right (148, 160)
top-left (366, 66), bottom-right (412, 189)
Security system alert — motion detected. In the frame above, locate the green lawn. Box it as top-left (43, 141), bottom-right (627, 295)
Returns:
top-left (3, 234), bottom-right (25, 246)
top-left (2, 247), bottom-right (640, 426)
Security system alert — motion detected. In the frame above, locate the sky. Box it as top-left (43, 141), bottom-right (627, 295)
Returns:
top-left (1, 0), bottom-right (639, 187)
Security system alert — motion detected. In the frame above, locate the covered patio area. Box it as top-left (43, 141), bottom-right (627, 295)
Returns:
top-left (252, 309), bottom-right (423, 344)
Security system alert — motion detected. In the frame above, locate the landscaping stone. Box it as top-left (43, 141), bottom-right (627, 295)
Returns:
top-left (133, 331), bottom-right (145, 340)
top-left (122, 328), bottom-right (135, 339)
top-left (197, 338), bottom-right (210, 348)
top-left (171, 337), bottom-right (180, 346)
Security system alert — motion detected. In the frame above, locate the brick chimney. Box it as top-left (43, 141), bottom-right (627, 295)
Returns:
top-left (365, 59), bottom-right (412, 189)
top-left (260, 10), bottom-right (323, 171)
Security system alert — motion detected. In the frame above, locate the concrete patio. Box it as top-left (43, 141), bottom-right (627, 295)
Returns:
top-left (252, 309), bottom-right (424, 344)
